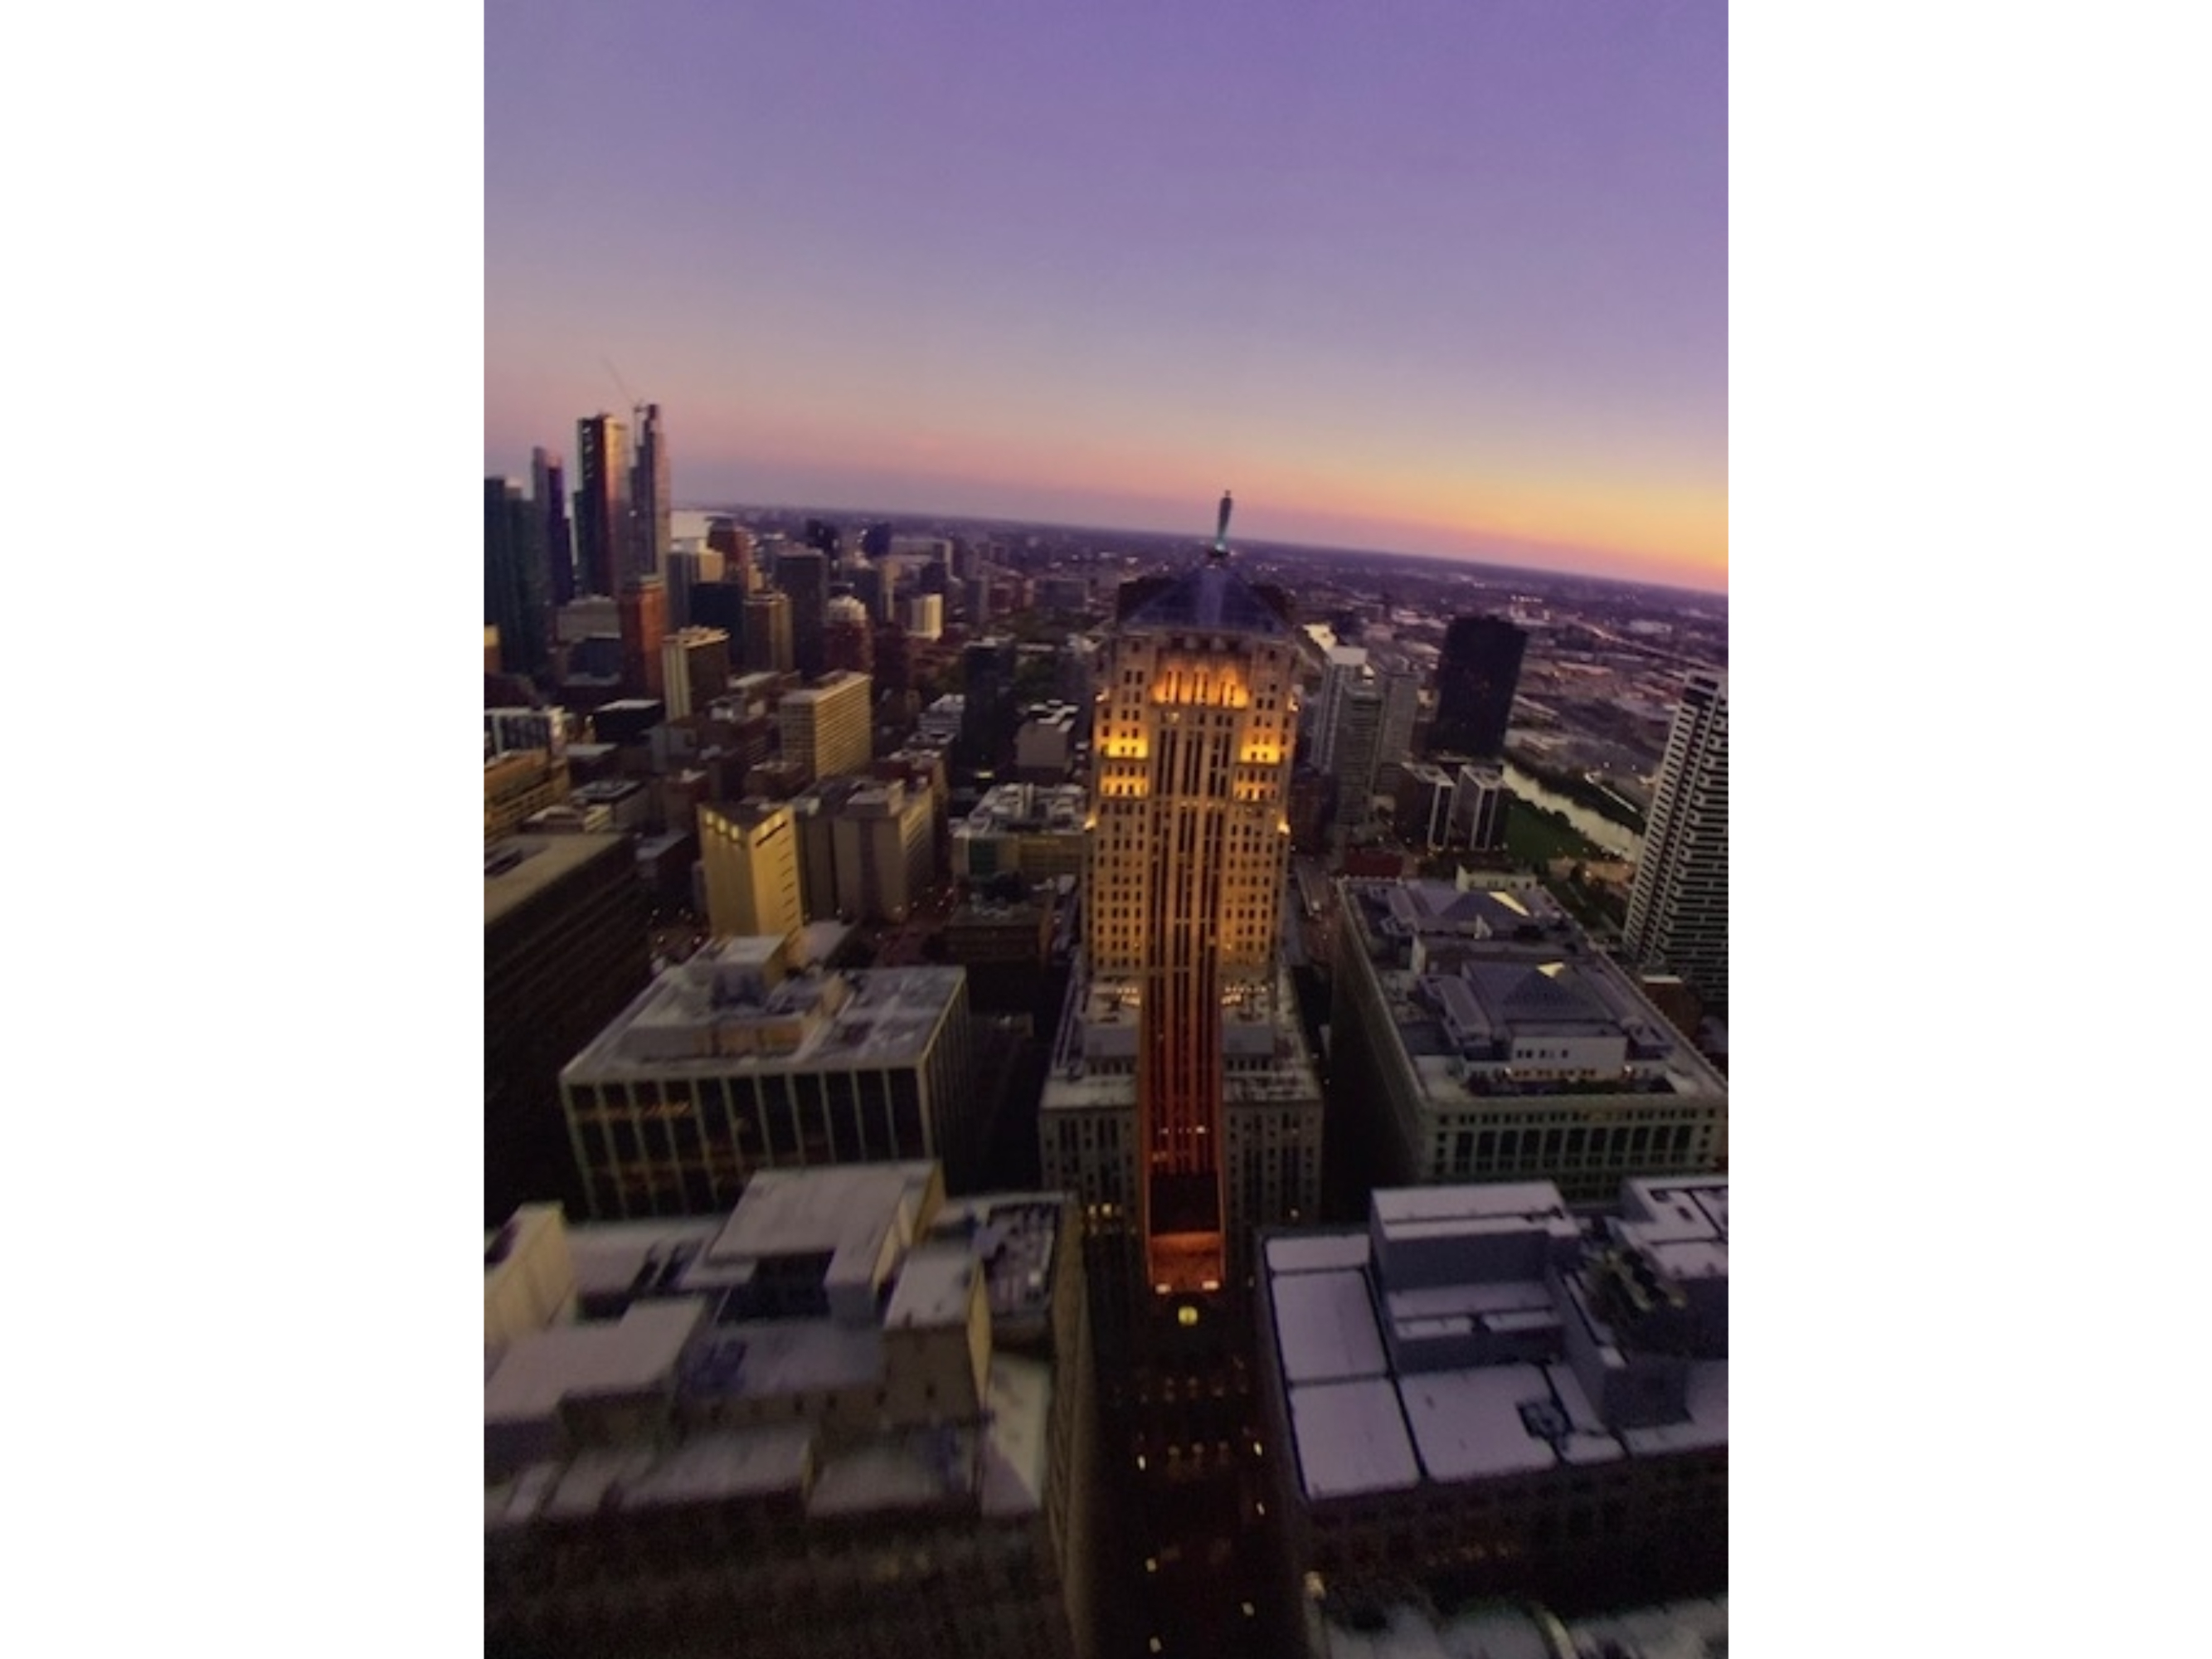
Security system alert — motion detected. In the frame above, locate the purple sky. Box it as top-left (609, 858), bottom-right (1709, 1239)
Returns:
top-left (486, 2), bottom-right (1726, 590)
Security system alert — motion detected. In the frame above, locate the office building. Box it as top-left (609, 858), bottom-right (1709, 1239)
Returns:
top-left (1428, 615), bottom-right (1528, 760)
top-left (778, 669), bottom-right (873, 784)
top-left (663, 545), bottom-right (717, 631)
top-left (1622, 672), bottom-right (1728, 1011)
top-left (484, 479), bottom-right (550, 679)
top-left (689, 575), bottom-right (748, 644)
top-left (484, 834), bottom-right (649, 1223)
top-left (486, 707), bottom-right (567, 760)
top-left (705, 517), bottom-right (757, 590)
top-left (617, 574), bottom-right (668, 700)
top-left (700, 801), bottom-right (806, 946)
top-left (1393, 762), bottom-right (1458, 850)
top-left (1311, 646), bottom-right (1367, 771)
top-left (1256, 1176), bottom-right (1728, 1627)
top-left (485, 1162), bottom-right (1102, 1659)
top-left (952, 782), bottom-right (1088, 885)
top-left (1451, 762), bottom-right (1510, 852)
top-left (485, 748), bottom-right (571, 842)
top-left (1327, 679), bottom-right (1384, 830)
top-left (1040, 528), bottom-right (1321, 1297)
top-left (904, 591), bottom-right (945, 640)
top-left (1014, 703), bottom-right (1082, 782)
top-left (559, 937), bottom-right (980, 1214)
top-left (1329, 876), bottom-right (1727, 1204)
top-left (574, 412), bottom-right (630, 598)
top-left (659, 625), bottom-right (732, 720)
top-left (1372, 661), bottom-right (1421, 795)
top-left (532, 445), bottom-right (576, 607)
top-left (959, 637), bottom-right (1019, 772)
top-left (743, 590), bottom-right (796, 675)
top-left (629, 401), bottom-right (670, 581)
top-left (776, 547), bottom-right (831, 678)
top-left (824, 594), bottom-right (874, 675)
top-left (791, 776), bottom-right (937, 923)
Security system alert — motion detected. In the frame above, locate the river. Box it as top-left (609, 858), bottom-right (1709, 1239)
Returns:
top-left (1501, 762), bottom-right (1643, 859)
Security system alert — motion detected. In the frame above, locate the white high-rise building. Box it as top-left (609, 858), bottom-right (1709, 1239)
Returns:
top-left (1311, 645), bottom-right (1368, 771)
top-left (1623, 671), bottom-right (1728, 1009)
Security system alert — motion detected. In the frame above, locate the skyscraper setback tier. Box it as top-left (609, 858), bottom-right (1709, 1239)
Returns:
top-left (1047, 547), bottom-right (1319, 1297)
top-left (573, 412), bottom-right (630, 598)
top-left (1623, 671), bottom-right (1728, 1011)
top-left (1428, 615), bottom-right (1529, 760)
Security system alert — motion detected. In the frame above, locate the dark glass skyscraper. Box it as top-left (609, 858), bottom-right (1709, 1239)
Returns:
top-left (532, 447), bottom-right (576, 607)
top-left (484, 479), bottom-right (550, 679)
top-left (775, 548), bottom-right (830, 679)
top-left (1427, 614), bottom-right (1529, 759)
top-left (574, 413), bottom-right (630, 597)
top-left (630, 402), bottom-right (670, 581)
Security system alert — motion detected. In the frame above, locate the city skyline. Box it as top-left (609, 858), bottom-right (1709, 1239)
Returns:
top-left (486, 2), bottom-right (1727, 593)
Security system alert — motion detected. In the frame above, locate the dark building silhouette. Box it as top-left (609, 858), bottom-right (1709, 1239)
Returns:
top-left (1428, 615), bottom-right (1529, 759)
top-left (861, 520), bottom-right (893, 559)
top-left (484, 834), bottom-right (649, 1224)
top-left (630, 402), bottom-right (670, 581)
top-left (689, 578), bottom-right (747, 643)
top-left (706, 517), bottom-right (755, 590)
top-left (958, 638), bottom-right (1018, 772)
top-left (775, 547), bottom-right (830, 678)
top-left (803, 517), bottom-right (843, 559)
top-left (532, 447), bottom-right (576, 606)
top-left (484, 479), bottom-right (550, 679)
top-left (742, 590), bottom-right (795, 675)
top-left (873, 621), bottom-right (912, 694)
top-left (573, 413), bottom-right (630, 597)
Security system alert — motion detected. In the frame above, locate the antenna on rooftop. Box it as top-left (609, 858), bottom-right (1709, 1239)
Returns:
top-left (601, 357), bottom-right (644, 427)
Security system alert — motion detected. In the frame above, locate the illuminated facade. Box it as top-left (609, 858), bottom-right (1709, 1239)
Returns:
top-left (1066, 533), bottom-right (1313, 1294)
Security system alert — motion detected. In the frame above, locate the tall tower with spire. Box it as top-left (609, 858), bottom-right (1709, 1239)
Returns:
top-left (1046, 499), bottom-right (1324, 1307)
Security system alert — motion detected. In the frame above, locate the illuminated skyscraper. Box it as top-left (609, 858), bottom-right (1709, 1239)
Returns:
top-left (574, 413), bottom-right (630, 597)
top-left (1623, 670), bottom-right (1728, 1010)
top-left (1048, 500), bottom-right (1321, 1299)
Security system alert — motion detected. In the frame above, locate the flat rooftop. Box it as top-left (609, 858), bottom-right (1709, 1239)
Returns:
top-left (955, 782), bottom-right (1088, 836)
top-left (1262, 1177), bottom-right (1728, 1505)
top-left (563, 946), bottom-right (965, 1081)
top-left (484, 833), bottom-right (630, 929)
top-left (484, 1166), bottom-right (1072, 1530)
top-left (1339, 877), bottom-right (1728, 1104)
top-left (1041, 957), bottom-right (1321, 1114)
